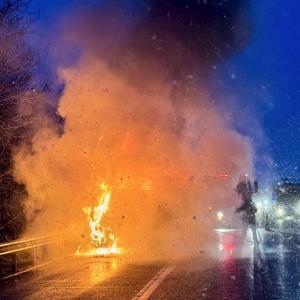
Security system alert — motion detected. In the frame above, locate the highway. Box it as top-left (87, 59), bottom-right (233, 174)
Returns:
top-left (1, 229), bottom-right (300, 299)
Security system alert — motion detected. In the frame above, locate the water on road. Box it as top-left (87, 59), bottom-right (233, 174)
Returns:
top-left (1, 229), bottom-right (300, 300)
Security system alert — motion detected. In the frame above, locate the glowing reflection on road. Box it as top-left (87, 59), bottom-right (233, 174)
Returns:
top-left (88, 258), bottom-right (121, 285)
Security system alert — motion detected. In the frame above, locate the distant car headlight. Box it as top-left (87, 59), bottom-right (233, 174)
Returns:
top-left (217, 211), bottom-right (224, 221)
top-left (256, 201), bottom-right (262, 210)
top-left (276, 207), bottom-right (285, 217)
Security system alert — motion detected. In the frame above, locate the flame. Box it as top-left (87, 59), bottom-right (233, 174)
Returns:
top-left (76, 183), bottom-right (122, 256)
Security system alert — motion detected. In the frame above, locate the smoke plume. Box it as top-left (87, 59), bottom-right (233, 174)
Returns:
top-left (14, 0), bottom-right (252, 259)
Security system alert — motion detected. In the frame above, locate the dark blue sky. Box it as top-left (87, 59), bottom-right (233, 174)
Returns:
top-left (31, 0), bottom-right (300, 181)
top-left (209, 0), bottom-right (300, 181)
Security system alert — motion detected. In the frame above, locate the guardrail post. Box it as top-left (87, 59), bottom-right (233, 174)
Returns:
top-left (11, 253), bottom-right (17, 273)
top-left (42, 245), bottom-right (48, 263)
top-left (32, 247), bottom-right (36, 266)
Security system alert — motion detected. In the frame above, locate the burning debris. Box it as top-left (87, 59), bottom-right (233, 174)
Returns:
top-left (76, 183), bottom-right (122, 257)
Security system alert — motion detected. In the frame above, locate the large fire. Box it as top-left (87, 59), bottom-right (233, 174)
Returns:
top-left (76, 183), bottom-right (122, 257)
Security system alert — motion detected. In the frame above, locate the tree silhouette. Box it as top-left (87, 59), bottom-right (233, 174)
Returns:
top-left (0, 0), bottom-right (42, 241)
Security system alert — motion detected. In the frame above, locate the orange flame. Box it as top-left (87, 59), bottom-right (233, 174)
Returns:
top-left (76, 183), bottom-right (122, 256)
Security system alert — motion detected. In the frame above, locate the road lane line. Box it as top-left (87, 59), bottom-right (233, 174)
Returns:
top-left (132, 265), bottom-right (175, 300)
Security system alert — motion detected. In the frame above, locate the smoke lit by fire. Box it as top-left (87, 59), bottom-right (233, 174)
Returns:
top-left (13, 1), bottom-right (253, 260)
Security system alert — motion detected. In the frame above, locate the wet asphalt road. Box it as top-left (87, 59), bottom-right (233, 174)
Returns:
top-left (151, 230), bottom-right (300, 300)
top-left (0, 257), bottom-right (164, 299)
top-left (1, 229), bottom-right (300, 300)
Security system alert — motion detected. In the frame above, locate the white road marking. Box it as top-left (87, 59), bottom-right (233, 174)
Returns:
top-left (133, 265), bottom-right (175, 300)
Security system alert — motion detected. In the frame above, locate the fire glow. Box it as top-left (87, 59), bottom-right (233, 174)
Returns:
top-left (76, 183), bottom-right (122, 257)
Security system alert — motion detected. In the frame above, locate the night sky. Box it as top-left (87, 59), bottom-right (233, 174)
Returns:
top-left (31, 0), bottom-right (300, 182)
top-left (212, 0), bottom-right (300, 180)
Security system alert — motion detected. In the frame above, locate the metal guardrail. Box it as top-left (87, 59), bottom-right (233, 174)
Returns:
top-left (0, 235), bottom-right (61, 279)
top-left (0, 235), bottom-right (52, 256)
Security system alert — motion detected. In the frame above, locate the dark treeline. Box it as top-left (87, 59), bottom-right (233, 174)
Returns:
top-left (0, 0), bottom-right (59, 241)
top-left (0, 0), bottom-right (36, 240)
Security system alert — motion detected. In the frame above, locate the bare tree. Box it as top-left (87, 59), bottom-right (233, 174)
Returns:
top-left (0, 0), bottom-right (43, 241)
